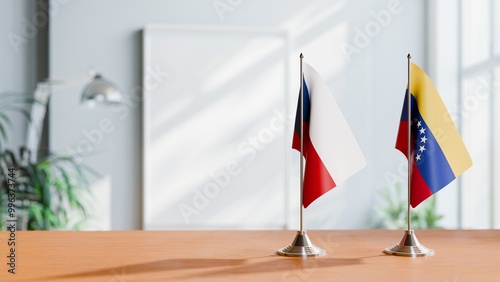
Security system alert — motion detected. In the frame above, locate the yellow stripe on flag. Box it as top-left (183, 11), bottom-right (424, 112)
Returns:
top-left (410, 63), bottom-right (472, 177)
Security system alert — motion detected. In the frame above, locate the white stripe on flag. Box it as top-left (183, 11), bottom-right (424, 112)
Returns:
top-left (303, 63), bottom-right (366, 184)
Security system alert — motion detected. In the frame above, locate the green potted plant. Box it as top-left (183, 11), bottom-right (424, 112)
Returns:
top-left (372, 181), bottom-right (444, 229)
top-left (0, 92), bottom-right (94, 230)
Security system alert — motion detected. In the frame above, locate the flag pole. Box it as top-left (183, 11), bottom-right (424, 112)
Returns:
top-left (277, 53), bottom-right (325, 257)
top-left (299, 52), bottom-right (304, 232)
top-left (406, 53), bottom-right (412, 233)
top-left (383, 53), bottom-right (434, 257)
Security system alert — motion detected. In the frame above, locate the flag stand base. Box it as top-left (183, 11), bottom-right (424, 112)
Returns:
top-left (277, 230), bottom-right (326, 257)
top-left (383, 230), bottom-right (434, 257)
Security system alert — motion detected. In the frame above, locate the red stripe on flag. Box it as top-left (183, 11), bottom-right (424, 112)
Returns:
top-left (410, 161), bottom-right (433, 208)
top-left (292, 123), bottom-right (337, 208)
top-left (303, 141), bottom-right (337, 207)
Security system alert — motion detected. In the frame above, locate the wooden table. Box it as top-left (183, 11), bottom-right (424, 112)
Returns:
top-left (0, 230), bottom-right (499, 281)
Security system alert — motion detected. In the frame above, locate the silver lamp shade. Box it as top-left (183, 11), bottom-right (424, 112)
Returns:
top-left (81, 74), bottom-right (122, 106)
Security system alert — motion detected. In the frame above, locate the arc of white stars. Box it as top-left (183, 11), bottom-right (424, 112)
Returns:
top-left (414, 118), bottom-right (428, 162)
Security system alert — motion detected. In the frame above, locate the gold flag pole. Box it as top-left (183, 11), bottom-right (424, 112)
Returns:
top-left (383, 54), bottom-right (434, 257)
top-left (277, 53), bottom-right (325, 257)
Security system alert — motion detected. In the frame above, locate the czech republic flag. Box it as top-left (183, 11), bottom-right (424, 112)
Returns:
top-left (395, 63), bottom-right (472, 208)
top-left (292, 63), bottom-right (366, 208)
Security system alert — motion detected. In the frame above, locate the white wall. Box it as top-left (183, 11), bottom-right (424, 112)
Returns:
top-left (0, 0), bottom-right (38, 150)
top-left (49, 0), bottom-right (426, 230)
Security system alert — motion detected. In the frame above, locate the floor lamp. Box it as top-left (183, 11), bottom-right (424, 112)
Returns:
top-left (26, 70), bottom-right (122, 161)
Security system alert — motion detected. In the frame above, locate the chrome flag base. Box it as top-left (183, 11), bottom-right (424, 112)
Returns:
top-left (384, 230), bottom-right (434, 257)
top-left (277, 230), bottom-right (326, 257)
